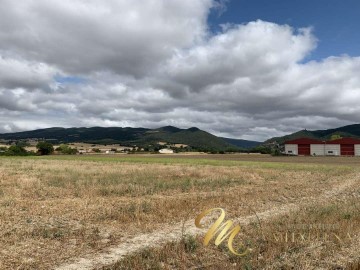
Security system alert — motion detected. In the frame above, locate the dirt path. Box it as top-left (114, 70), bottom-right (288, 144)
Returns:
top-left (55, 172), bottom-right (360, 270)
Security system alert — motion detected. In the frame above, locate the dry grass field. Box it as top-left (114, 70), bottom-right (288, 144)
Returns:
top-left (0, 155), bottom-right (359, 269)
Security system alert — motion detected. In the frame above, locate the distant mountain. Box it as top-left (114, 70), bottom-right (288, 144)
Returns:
top-left (141, 126), bottom-right (236, 150)
top-left (221, 137), bottom-right (261, 149)
top-left (0, 126), bottom-right (245, 151)
top-left (0, 127), bottom-right (148, 143)
top-left (266, 124), bottom-right (360, 144)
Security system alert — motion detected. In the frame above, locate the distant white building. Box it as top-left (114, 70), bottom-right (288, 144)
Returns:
top-left (159, 148), bottom-right (174, 154)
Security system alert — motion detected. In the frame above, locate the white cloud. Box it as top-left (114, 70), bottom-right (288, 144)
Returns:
top-left (0, 56), bottom-right (57, 89)
top-left (0, 1), bottom-right (359, 141)
top-left (163, 21), bottom-right (316, 92)
top-left (0, 0), bottom-right (213, 76)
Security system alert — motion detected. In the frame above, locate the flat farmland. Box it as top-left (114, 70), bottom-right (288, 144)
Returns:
top-left (0, 155), bottom-right (359, 269)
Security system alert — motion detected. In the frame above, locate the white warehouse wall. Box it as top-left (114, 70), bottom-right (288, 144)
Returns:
top-left (311, 144), bottom-right (325, 156)
top-left (325, 144), bottom-right (340, 156)
top-left (355, 145), bottom-right (360, 156)
top-left (285, 144), bottom-right (298, 155)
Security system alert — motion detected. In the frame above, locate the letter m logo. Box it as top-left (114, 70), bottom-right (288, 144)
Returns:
top-left (195, 208), bottom-right (248, 256)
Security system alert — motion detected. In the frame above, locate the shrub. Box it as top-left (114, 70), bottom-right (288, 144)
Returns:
top-left (56, 144), bottom-right (77, 154)
top-left (250, 146), bottom-right (272, 154)
top-left (271, 149), bottom-right (282, 156)
top-left (36, 141), bottom-right (54, 155)
top-left (5, 145), bottom-right (29, 156)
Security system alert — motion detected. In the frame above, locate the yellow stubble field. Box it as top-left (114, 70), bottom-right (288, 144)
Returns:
top-left (0, 154), bottom-right (359, 269)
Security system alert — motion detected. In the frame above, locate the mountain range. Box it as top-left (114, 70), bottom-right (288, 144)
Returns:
top-left (0, 126), bottom-right (261, 151)
top-left (2, 123), bottom-right (359, 151)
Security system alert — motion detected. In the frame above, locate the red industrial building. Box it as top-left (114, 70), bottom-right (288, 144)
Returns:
top-left (326, 137), bottom-right (360, 156)
top-left (284, 137), bottom-right (360, 156)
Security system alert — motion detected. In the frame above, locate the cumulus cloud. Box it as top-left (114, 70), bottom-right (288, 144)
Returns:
top-left (0, 56), bottom-right (57, 90)
top-left (163, 21), bottom-right (316, 92)
top-left (0, 0), bottom-right (213, 76)
top-left (0, 1), bottom-right (359, 141)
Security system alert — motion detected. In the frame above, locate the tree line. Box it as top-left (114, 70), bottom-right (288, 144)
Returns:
top-left (0, 141), bottom-right (55, 156)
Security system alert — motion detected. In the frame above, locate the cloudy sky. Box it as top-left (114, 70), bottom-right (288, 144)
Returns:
top-left (0, 0), bottom-right (359, 141)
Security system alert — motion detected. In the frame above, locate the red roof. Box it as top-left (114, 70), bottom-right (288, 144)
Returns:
top-left (326, 137), bottom-right (360, 144)
top-left (284, 138), bottom-right (324, 145)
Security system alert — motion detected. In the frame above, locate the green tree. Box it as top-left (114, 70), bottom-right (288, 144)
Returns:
top-left (251, 145), bottom-right (272, 154)
top-left (16, 141), bottom-right (30, 148)
top-left (56, 144), bottom-right (77, 154)
top-left (271, 148), bottom-right (282, 156)
top-left (6, 145), bottom-right (28, 156)
top-left (36, 141), bottom-right (54, 155)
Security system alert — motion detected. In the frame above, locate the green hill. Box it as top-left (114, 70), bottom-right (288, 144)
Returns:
top-left (143, 126), bottom-right (235, 151)
top-left (0, 126), bottom-right (242, 151)
top-left (266, 124), bottom-right (360, 144)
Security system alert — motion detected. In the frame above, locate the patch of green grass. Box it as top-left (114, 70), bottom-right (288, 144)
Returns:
top-left (182, 234), bottom-right (199, 253)
top-left (0, 155), bottom-right (347, 169)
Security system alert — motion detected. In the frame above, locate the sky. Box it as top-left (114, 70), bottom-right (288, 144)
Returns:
top-left (0, 0), bottom-right (359, 141)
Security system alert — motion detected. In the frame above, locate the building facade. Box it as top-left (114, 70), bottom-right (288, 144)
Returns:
top-left (284, 138), bottom-right (324, 156)
top-left (284, 137), bottom-right (360, 156)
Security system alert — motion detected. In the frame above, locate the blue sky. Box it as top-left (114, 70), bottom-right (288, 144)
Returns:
top-left (54, 75), bottom-right (87, 84)
top-left (209, 0), bottom-right (360, 61)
